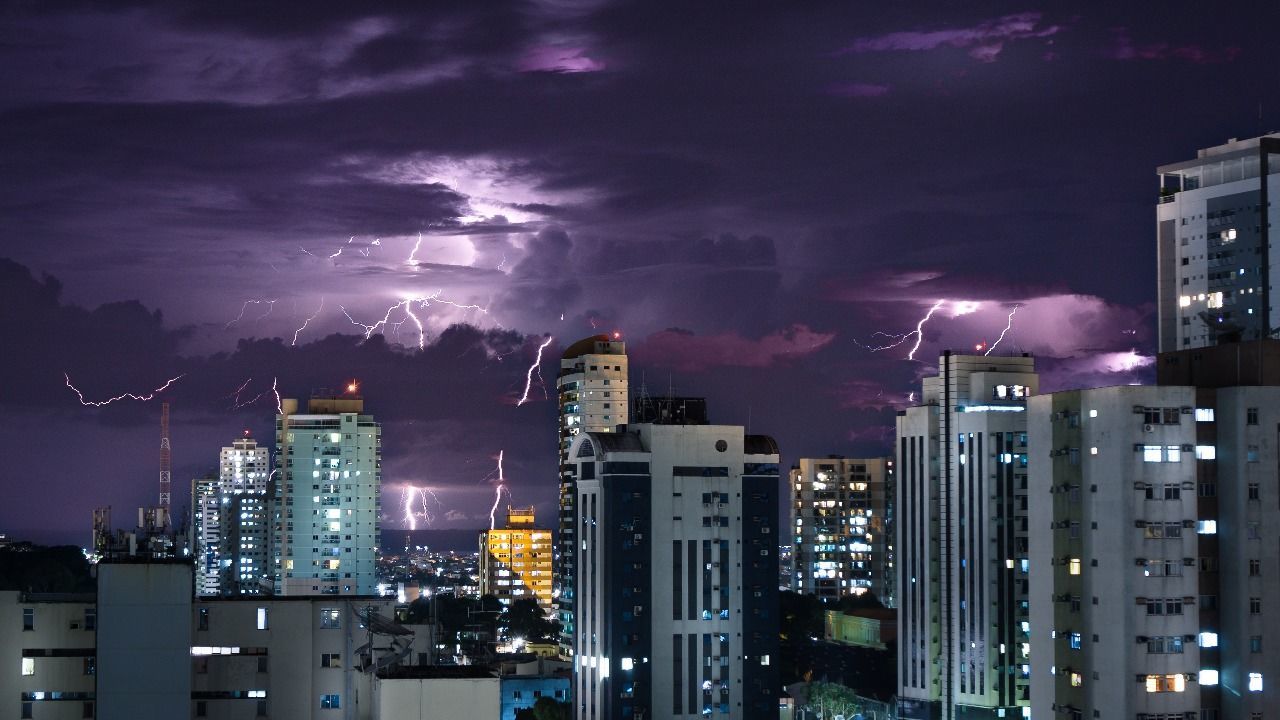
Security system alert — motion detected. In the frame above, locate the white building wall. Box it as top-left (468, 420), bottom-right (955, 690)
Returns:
top-left (896, 353), bottom-right (1037, 720)
top-left (274, 398), bottom-right (381, 596)
top-left (0, 592), bottom-right (97, 720)
top-left (373, 677), bottom-right (500, 720)
top-left (1029, 386), bottom-right (1201, 720)
top-left (1213, 387), bottom-right (1280, 717)
top-left (572, 424), bottom-right (776, 720)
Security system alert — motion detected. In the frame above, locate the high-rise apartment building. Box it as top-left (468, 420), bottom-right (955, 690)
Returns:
top-left (480, 506), bottom-right (554, 610)
top-left (1027, 345), bottom-right (1280, 719)
top-left (191, 434), bottom-right (271, 596)
top-left (568, 423), bottom-right (779, 720)
top-left (556, 335), bottom-right (628, 656)
top-left (896, 352), bottom-right (1038, 720)
top-left (1156, 134), bottom-right (1280, 352)
top-left (790, 457), bottom-right (895, 606)
top-left (271, 391), bottom-right (381, 596)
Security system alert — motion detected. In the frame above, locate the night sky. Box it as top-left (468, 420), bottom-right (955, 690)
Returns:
top-left (4, 1), bottom-right (1277, 544)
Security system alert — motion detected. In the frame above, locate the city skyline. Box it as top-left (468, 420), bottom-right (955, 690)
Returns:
top-left (5, 3), bottom-right (1278, 543)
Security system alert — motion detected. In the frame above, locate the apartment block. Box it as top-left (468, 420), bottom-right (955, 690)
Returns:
top-left (480, 506), bottom-right (554, 610)
top-left (897, 352), bottom-right (1038, 720)
top-left (569, 423), bottom-right (779, 720)
top-left (790, 457), bottom-right (895, 606)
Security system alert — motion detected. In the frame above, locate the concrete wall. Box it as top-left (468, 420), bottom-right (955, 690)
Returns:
top-left (0, 591), bottom-right (97, 720)
top-left (97, 562), bottom-right (191, 720)
top-left (375, 677), bottom-right (500, 720)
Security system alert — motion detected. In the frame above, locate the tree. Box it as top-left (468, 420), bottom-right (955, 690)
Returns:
top-left (530, 697), bottom-right (570, 720)
top-left (804, 681), bottom-right (862, 719)
top-left (499, 598), bottom-right (561, 643)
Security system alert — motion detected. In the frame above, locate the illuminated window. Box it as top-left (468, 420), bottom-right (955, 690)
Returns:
top-left (1068, 559), bottom-right (1081, 576)
top-left (21, 658), bottom-right (33, 676)
top-left (1249, 672), bottom-right (1263, 692)
top-left (256, 608), bottom-right (268, 630)
top-left (1195, 445), bottom-right (1216, 460)
top-left (1142, 445), bottom-right (1164, 463)
top-left (1195, 408), bottom-right (1215, 422)
top-left (1200, 669), bottom-right (1219, 685)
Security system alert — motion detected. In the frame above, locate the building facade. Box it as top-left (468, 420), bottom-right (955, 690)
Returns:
top-left (556, 336), bottom-right (628, 656)
top-left (272, 393), bottom-right (381, 596)
top-left (790, 457), bottom-right (895, 606)
top-left (1156, 134), bottom-right (1280, 352)
top-left (480, 507), bottom-right (554, 610)
top-left (0, 591), bottom-right (97, 720)
top-left (896, 353), bottom-right (1038, 720)
top-left (1028, 363), bottom-right (1280, 719)
top-left (192, 434), bottom-right (272, 596)
top-left (569, 423), bottom-right (779, 720)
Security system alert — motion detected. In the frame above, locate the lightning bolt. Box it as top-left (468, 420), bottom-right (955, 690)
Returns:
top-left (984, 304), bottom-right (1021, 356)
top-left (406, 233), bottom-right (424, 267)
top-left (489, 450), bottom-right (509, 530)
top-left (854, 300), bottom-right (947, 359)
top-left (64, 373), bottom-right (184, 406)
top-left (225, 299), bottom-right (277, 329)
top-left (517, 336), bottom-right (554, 406)
top-left (299, 246), bottom-right (318, 257)
top-left (329, 236), bottom-right (356, 259)
top-left (402, 486), bottom-right (443, 531)
top-left (227, 377), bottom-right (253, 402)
top-left (272, 377), bottom-right (282, 415)
top-left (342, 293), bottom-right (490, 351)
top-left (292, 297), bottom-right (325, 346)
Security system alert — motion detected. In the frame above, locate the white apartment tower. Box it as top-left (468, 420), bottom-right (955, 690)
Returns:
top-left (272, 391), bottom-right (381, 596)
top-left (192, 434), bottom-right (271, 596)
top-left (1027, 346), bottom-right (1280, 720)
top-left (1156, 134), bottom-right (1280, 352)
top-left (556, 335), bottom-right (628, 656)
top-left (1029, 386), bottom-right (1202, 720)
top-left (569, 423), bottom-right (780, 720)
top-left (896, 352), bottom-right (1038, 720)
top-left (790, 457), bottom-right (895, 606)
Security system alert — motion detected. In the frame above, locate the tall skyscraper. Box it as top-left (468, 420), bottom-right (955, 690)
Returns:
top-left (896, 352), bottom-right (1038, 720)
top-left (271, 390), bottom-right (381, 596)
top-left (569, 422), bottom-right (779, 720)
top-left (480, 506), bottom-right (554, 610)
top-left (1026, 344), bottom-right (1280, 719)
top-left (1156, 134), bottom-right (1280, 352)
top-left (556, 335), bottom-right (628, 656)
top-left (790, 457), bottom-right (895, 606)
top-left (191, 433), bottom-right (271, 596)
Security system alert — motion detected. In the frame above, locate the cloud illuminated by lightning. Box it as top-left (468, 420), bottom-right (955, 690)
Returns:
top-left (292, 297), bottom-right (325, 346)
top-left (984, 304), bottom-right (1021, 356)
top-left (342, 292), bottom-right (489, 350)
top-left (64, 372), bottom-right (184, 406)
top-left (225, 299), bottom-right (277, 329)
top-left (517, 336), bottom-right (554, 406)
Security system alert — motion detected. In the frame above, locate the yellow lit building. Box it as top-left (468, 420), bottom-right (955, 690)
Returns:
top-left (479, 507), bottom-right (553, 610)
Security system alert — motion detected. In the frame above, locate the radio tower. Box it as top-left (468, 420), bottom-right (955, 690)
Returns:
top-left (159, 402), bottom-right (172, 527)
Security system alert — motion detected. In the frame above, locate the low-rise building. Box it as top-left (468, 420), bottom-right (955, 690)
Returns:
top-left (0, 591), bottom-right (97, 720)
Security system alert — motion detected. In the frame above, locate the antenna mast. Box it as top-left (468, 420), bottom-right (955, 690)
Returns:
top-left (159, 402), bottom-right (172, 527)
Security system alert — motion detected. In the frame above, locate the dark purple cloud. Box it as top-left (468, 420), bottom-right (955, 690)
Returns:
top-left (840, 12), bottom-right (1062, 63)
top-left (1, 1), bottom-right (1276, 541)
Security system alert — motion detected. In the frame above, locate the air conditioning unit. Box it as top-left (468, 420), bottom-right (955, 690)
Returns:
top-left (1143, 424), bottom-right (1155, 433)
